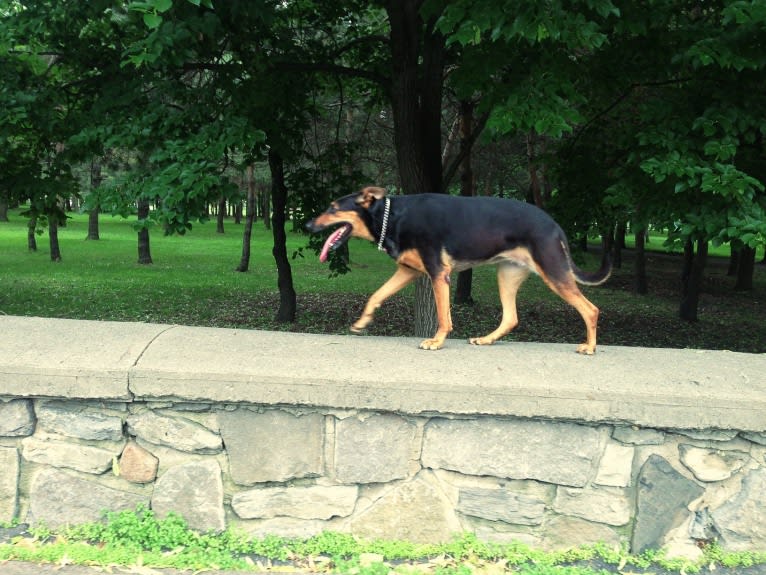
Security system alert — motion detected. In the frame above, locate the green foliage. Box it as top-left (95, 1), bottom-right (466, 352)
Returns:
top-left (2, 508), bottom-right (765, 574)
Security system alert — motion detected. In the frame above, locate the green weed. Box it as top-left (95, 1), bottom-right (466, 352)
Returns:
top-left (1, 507), bottom-right (765, 574)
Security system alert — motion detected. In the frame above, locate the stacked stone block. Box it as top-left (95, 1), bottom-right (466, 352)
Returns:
top-left (0, 398), bottom-right (765, 559)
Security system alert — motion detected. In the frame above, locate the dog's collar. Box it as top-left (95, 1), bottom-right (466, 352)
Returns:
top-left (377, 197), bottom-right (391, 252)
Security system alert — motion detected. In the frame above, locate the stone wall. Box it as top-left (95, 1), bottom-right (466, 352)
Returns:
top-left (1, 316), bottom-right (765, 560)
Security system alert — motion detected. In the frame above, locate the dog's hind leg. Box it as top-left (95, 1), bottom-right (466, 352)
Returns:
top-left (540, 272), bottom-right (600, 354)
top-left (351, 264), bottom-right (420, 333)
top-left (469, 262), bottom-right (530, 346)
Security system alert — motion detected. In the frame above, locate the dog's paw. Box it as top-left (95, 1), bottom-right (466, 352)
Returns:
top-left (576, 343), bottom-right (595, 355)
top-left (419, 338), bottom-right (444, 350)
top-left (468, 336), bottom-right (495, 346)
top-left (349, 325), bottom-right (367, 335)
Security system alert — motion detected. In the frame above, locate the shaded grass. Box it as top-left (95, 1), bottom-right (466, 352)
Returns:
top-left (1, 210), bottom-right (764, 353)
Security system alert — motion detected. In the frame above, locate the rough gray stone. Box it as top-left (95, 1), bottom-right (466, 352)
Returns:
top-left (594, 442), bottom-right (634, 487)
top-left (36, 402), bottom-right (123, 441)
top-left (553, 485), bottom-right (631, 526)
top-left (127, 410), bottom-right (221, 454)
top-left (219, 409), bottom-right (323, 484)
top-left (21, 437), bottom-right (118, 474)
top-left (422, 418), bottom-right (601, 487)
top-left (543, 515), bottom-right (623, 551)
top-left (632, 455), bottom-right (704, 554)
top-left (457, 487), bottom-right (545, 526)
top-left (678, 445), bottom-right (748, 482)
top-left (0, 399), bottom-right (35, 436)
top-left (232, 485), bottom-right (358, 520)
top-left (676, 429), bottom-right (738, 441)
top-left (0, 447), bottom-right (19, 522)
top-left (152, 460), bottom-right (225, 533)
top-left (242, 517), bottom-right (326, 540)
top-left (27, 467), bottom-right (147, 528)
top-left (741, 432), bottom-right (766, 446)
top-left (119, 441), bottom-right (159, 484)
top-left (349, 474), bottom-right (462, 544)
top-left (612, 426), bottom-right (665, 445)
top-left (710, 468), bottom-right (766, 551)
top-left (334, 414), bottom-right (416, 484)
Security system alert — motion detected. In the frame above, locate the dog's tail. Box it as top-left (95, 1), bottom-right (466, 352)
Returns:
top-left (572, 250), bottom-right (612, 286)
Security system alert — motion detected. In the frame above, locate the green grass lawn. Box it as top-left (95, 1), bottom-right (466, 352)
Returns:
top-left (1, 209), bottom-right (764, 352)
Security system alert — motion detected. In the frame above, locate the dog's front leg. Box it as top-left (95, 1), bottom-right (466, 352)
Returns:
top-left (418, 271), bottom-right (453, 350)
top-left (351, 264), bottom-right (420, 333)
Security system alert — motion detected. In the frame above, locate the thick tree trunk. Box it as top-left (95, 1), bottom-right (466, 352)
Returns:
top-left (613, 222), bottom-right (626, 269)
top-left (600, 225), bottom-right (614, 272)
top-left (268, 149), bottom-right (296, 323)
top-left (137, 198), bottom-right (153, 265)
top-left (527, 131), bottom-right (544, 208)
top-left (727, 244), bottom-right (739, 276)
top-left (633, 227), bottom-right (648, 295)
top-left (27, 217), bottom-right (37, 251)
top-left (234, 201), bottom-right (243, 225)
top-left (0, 192), bottom-right (8, 222)
top-left (261, 183), bottom-right (271, 230)
top-left (87, 209), bottom-right (100, 240)
top-left (235, 166), bottom-right (256, 273)
top-left (734, 245), bottom-right (755, 291)
top-left (385, 1), bottom-right (444, 197)
top-left (49, 217), bottom-right (62, 262)
top-left (216, 196), bottom-right (226, 233)
top-left (385, 0), bottom-right (445, 338)
top-left (454, 100), bottom-right (475, 305)
top-left (679, 238), bottom-right (708, 321)
top-left (86, 159), bottom-right (101, 240)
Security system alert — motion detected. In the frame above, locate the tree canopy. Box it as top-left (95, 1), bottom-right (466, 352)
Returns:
top-left (1, 0), bottom-right (764, 323)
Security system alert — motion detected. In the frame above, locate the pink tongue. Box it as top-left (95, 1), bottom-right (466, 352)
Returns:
top-left (319, 227), bottom-right (347, 262)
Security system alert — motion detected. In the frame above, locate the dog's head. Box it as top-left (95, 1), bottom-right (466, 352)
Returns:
top-left (306, 186), bottom-right (386, 262)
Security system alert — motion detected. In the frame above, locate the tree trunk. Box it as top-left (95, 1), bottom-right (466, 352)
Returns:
top-left (734, 245), bottom-right (755, 291)
top-left (268, 149), bottom-right (296, 323)
top-left (235, 165), bottom-right (256, 273)
top-left (27, 217), bottom-right (37, 251)
top-left (86, 159), bottom-right (101, 240)
top-left (727, 244), bottom-right (739, 276)
top-left (216, 196), bottom-right (226, 233)
top-left (679, 238), bottom-right (708, 321)
top-left (385, 1), bottom-right (444, 197)
top-left (454, 100), bottom-right (475, 305)
top-left (261, 182), bottom-right (271, 230)
top-left (137, 198), bottom-right (153, 265)
top-left (613, 222), bottom-right (626, 268)
top-left (527, 131), bottom-right (544, 208)
top-left (49, 217), bottom-right (62, 262)
top-left (0, 192), bottom-right (8, 222)
top-left (600, 225), bottom-right (614, 272)
top-left (633, 227), bottom-right (648, 295)
top-left (87, 209), bottom-right (100, 240)
top-left (385, 0), bottom-right (445, 338)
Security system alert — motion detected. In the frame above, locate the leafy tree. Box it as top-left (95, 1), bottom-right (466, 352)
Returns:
top-left (437, 0), bottom-right (766, 322)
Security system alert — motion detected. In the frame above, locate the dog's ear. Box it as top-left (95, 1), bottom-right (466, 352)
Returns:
top-left (356, 186), bottom-right (386, 208)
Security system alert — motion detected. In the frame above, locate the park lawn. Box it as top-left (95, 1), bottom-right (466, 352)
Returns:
top-left (0, 209), bottom-right (509, 324)
top-left (1, 209), bottom-right (764, 353)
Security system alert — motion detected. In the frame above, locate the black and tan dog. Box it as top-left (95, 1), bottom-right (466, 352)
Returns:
top-left (306, 186), bottom-right (611, 354)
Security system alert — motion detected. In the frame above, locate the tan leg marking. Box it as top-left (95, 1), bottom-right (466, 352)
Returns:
top-left (539, 271), bottom-right (600, 355)
top-left (419, 269), bottom-right (453, 350)
top-left (469, 263), bottom-right (530, 345)
top-left (351, 264), bottom-right (420, 333)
